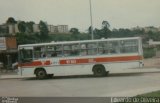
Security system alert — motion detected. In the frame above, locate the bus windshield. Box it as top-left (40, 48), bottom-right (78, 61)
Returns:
top-left (19, 48), bottom-right (33, 63)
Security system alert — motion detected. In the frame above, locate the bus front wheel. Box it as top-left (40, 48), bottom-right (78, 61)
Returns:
top-left (92, 64), bottom-right (107, 76)
top-left (35, 69), bottom-right (47, 79)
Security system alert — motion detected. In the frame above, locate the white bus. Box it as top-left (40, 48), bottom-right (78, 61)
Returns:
top-left (18, 37), bottom-right (143, 79)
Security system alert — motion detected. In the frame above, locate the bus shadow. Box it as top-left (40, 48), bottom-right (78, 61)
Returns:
top-left (23, 71), bottom-right (160, 81)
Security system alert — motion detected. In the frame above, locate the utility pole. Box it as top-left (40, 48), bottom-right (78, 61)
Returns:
top-left (89, 0), bottom-right (94, 40)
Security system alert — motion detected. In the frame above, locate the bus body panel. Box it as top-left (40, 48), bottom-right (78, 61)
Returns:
top-left (19, 61), bottom-right (142, 76)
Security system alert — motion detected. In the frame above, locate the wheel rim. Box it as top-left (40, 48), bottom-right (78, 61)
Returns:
top-left (38, 71), bottom-right (46, 78)
top-left (97, 68), bottom-right (102, 73)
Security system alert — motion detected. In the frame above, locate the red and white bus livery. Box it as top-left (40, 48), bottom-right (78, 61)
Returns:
top-left (18, 37), bottom-right (143, 79)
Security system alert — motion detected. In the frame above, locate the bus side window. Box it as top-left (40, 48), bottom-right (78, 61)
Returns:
top-left (63, 44), bottom-right (80, 57)
top-left (80, 44), bottom-right (87, 56)
top-left (120, 40), bottom-right (138, 53)
top-left (71, 44), bottom-right (80, 56)
top-left (45, 45), bottom-right (63, 58)
top-left (87, 43), bottom-right (97, 55)
top-left (41, 53), bottom-right (46, 57)
top-left (55, 45), bottom-right (63, 57)
top-left (51, 52), bottom-right (57, 57)
top-left (34, 46), bottom-right (46, 59)
top-left (98, 41), bottom-right (108, 54)
top-left (98, 41), bottom-right (120, 55)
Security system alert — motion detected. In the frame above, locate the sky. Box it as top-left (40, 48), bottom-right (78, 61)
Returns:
top-left (0, 0), bottom-right (160, 32)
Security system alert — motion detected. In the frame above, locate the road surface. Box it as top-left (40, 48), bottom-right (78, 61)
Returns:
top-left (1, 68), bottom-right (160, 97)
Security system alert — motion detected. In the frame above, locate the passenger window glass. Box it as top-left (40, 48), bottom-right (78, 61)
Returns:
top-left (120, 40), bottom-right (138, 53)
top-left (46, 45), bottom-right (57, 57)
top-left (34, 45), bottom-right (63, 58)
top-left (98, 41), bottom-right (120, 54)
top-left (87, 43), bottom-right (97, 55)
top-left (80, 42), bottom-right (97, 56)
top-left (53, 45), bottom-right (63, 57)
top-left (34, 46), bottom-right (46, 59)
top-left (63, 44), bottom-right (80, 57)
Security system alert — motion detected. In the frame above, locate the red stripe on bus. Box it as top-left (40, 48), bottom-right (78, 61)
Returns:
top-left (95, 56), bottom-right (142, 63)
top-left (44, 60), bottom-right (51, 65)
top-left (20, 56), bottom-right (142, 67)
top-left (20, 60), bottom-right (51, 67)
top-left (60, 56), bottom-right (142, 65)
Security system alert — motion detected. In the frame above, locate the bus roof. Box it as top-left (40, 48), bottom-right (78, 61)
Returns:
top-left (18, 37), bottom-right (141, 48)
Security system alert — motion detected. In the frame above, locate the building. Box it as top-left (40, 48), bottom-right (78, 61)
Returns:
top-left (33, 24), bottom-right (40, 33)
top-left (57, 25), bottom-right (68, 33)
top-left (8, 24), bottom-right (19, 35)
top-left (0, 37), bottom-right (17, 69)
top-left (143, 26), bottom-right (159, 33)
top-left (48, 25), bottom-right (58, 33)
top-left (131, 26), bottom-right (160, 33)
top-left (14, 24), bottom-right (19, 33)
top-left (0, 24), bottom-right (8, 35)
top-left (1, 23), bottom-right (69, 35)
top-left (39, 24), bottom-right (69, 34)
top-left (130, 26), bottom-right (143, 31)
top-left (48, 25), bottom-right (69, 33)
top-left (8, 25), bottom-right (15, 34)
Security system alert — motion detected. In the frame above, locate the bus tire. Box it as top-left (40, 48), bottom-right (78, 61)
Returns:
top-left (35, 68), bottom-right (47, 79)
top-left (92, 64), bottom-right (106, 76)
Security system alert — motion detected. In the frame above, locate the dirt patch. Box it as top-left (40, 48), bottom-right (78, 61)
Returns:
top-left (143, 58), bottom-right (160, 68)
top-left (0, 69), bottom-right (17, 75)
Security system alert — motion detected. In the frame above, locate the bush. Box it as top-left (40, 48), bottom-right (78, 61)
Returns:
top-left (143, 47), bottom-right (156, 58)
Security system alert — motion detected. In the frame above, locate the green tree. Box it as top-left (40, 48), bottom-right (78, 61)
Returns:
top-left (6, 17), bottom-right (17, 24)
top-left (88, 26), bottom-right (92, 34)
top-left (26, 21), bottom-right (35, 33)
top-left (70, 28), bottom-right (80, 34)
top-left (93, 21), bottom-right (111, 39)
top-left (39, 21), bottom-right (49, 37)
top-left (102, 21), bottom-right (110, 29)
top-left (101, 21), bottom-right (111, 38)
top-left (69, 28), bottom-right (80, 40)
top-left (18, 21), bottom-right (26, 33)
top-left (93, 28), bottom-right (102, 39)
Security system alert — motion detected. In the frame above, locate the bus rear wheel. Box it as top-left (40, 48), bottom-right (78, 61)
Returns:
top-left (93, 65), bottom-right (107, 76)
top-left (36, 69), bottom-right (47, 79)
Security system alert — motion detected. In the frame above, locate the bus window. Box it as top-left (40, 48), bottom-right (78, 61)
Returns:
top-left (54, 45), bottom-right (63, 57)
top-left (20, 48), bottom-right (33, 62)
top-left (80, 44), bottom-right (87, 56)
top-left (46, 45), bottom-right (57, 57)
top-left (98, 41), bottom-right (107, 54)
top-left (87, 42), bottom-right (97, 55)
top-left (80, 42), bottom-right (97, 56)
top-left (33, 46), bottom-right (46, 59)
top-left (98, 41), bottom-right (120, 54)
top-left (120, 39), bottom-right (138, 53)
top-left (71, 44), bottom-right (80, 56)
top-left (63, 45), bottom-right (71, 56)
top-left (63, 44), bottom-right (80, 57)
top-left (109, 41), bottom-right (120, 54)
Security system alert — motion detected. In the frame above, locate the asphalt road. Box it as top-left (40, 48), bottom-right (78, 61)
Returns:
top-left (1, 69), bottom-right (160, 97)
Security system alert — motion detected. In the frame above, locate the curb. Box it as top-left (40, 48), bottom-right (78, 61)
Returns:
top-left (0, 74), bottom-right (35, 80)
